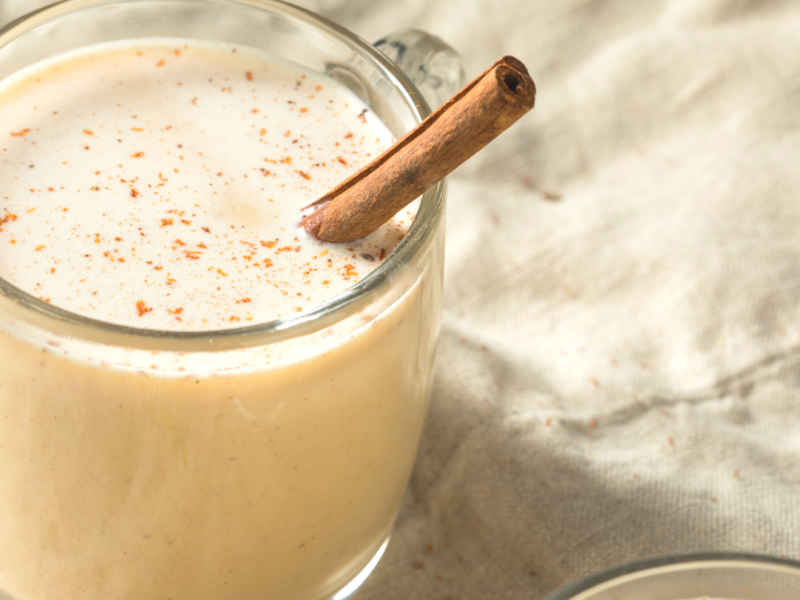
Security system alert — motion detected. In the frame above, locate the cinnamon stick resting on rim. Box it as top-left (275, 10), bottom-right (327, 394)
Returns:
top-left (299, 55), bottom-right (536, 243)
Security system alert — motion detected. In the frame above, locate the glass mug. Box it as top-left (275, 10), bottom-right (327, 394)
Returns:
top-left (0, 1), bottom-right (464, 599)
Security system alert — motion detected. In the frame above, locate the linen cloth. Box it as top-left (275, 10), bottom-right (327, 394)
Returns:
top-left (2, 0), bottom-right (799, 598)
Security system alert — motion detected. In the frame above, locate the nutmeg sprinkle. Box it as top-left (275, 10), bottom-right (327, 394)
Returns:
top-left (0, 39), bottom-right (416, 330)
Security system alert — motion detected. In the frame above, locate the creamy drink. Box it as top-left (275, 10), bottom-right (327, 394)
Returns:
top-left (0, 41), bottom-right (411, 329)
top-left (0, 38), bottom-right (442, 600)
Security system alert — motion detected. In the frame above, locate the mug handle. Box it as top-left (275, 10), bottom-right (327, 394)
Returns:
top-left (375, 29), bottom-right (466, 109)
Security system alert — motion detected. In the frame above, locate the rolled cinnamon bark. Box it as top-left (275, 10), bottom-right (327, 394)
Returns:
top-left (300, 56), bottom-right (536, 243)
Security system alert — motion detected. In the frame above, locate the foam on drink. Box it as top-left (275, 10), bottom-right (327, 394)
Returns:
top-left (0, 39), bottom-right (414, 330)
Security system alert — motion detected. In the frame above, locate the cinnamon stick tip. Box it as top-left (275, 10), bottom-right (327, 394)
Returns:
top-left (298, 206), bottom-right (325, 239)
top-left (495, 58), bottom-right (536, 109)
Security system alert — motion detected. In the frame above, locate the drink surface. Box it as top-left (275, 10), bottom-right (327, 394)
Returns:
top-left (0, 39), bottom-right (412, 330)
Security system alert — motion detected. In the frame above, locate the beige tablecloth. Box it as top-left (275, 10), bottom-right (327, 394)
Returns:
top-left (2, 0), bottom-right (798, 598)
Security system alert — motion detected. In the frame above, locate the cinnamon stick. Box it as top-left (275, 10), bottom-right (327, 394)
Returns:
top-left (299, 55), bottom-right (536, 243)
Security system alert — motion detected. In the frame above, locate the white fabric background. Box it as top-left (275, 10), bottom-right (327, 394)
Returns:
top-left (2, 0), bottom-right (799, 598)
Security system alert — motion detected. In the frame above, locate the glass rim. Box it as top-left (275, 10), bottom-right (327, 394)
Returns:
top-left (0, 0), bottom-right (445, 351)
top-left (543, 552), bottom-right (800, 600)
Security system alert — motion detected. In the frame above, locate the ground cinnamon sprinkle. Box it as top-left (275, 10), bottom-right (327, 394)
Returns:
top-left (0, 42), bottom-right (413, 330)
top-left (136, 300), bottom-right (152, 316)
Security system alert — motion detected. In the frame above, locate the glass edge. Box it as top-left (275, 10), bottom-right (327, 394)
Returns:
top-left (0, 0), bottom-right (444, 351)
top-left (542, 553), bottom-right (800, 600)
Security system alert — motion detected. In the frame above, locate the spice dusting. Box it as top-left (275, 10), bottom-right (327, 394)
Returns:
top-left (0, 39), bottom-right (417, 330)
top-left (136, 300), bottom-right (152, 316)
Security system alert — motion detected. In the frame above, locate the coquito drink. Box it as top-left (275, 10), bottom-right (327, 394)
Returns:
top-left (0, 40), bottom-right (441, 600)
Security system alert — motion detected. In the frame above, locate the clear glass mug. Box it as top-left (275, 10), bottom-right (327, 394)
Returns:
top-left (0, 2), bottom-right (464, 599)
